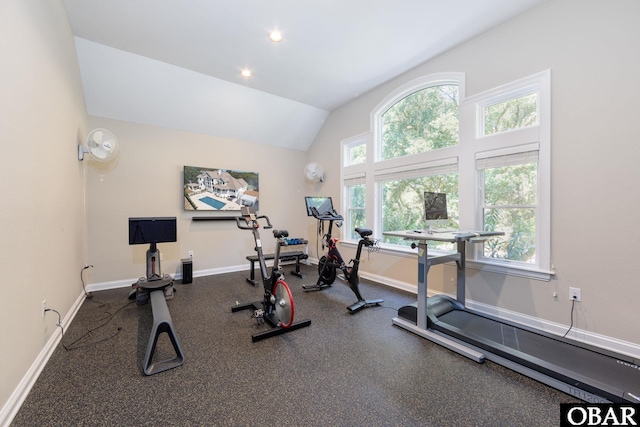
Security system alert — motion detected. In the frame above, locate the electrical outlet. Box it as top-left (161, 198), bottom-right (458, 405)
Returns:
top-left (41, 300), bottom-right (46, 317)
top-left (188, 250), bottom-right (194, 258)
top-left (569, 287), bottom-right (581, 302)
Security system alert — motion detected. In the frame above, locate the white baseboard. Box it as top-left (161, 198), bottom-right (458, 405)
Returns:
top-left (359, 270), bottom-right (416, 294)
top-left (84, 259), bottom-right (314, 293)
top-left (0, 292), bottom-right (85, 427)
top-left (85, 263), bottom-right (248, 293)
top-left (465, 299), bottom-right (640, 360)
top-left (359, 271), bottom-right (640, 360)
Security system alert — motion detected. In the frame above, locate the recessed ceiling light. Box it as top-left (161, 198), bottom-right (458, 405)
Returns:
top-left (268, 30), bottom-right (283, 43)
top-left (240, 68), bottom-right (252, 78)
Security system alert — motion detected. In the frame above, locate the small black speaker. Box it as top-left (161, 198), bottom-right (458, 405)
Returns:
top-left (181, 258), bottom-right (192, 284)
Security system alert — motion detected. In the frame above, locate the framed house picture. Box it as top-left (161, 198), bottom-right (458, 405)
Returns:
top-left (183, 165), bottom-right (259, 211)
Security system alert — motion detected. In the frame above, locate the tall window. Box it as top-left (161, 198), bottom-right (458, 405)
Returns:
top-left (478, 152), bottom-right (538, 263)
top-left (342, 73), bottom-right (464, 251)
top-left (373, 73), bottom-right (464, 251)
top-left (342, 134), bottom-right (368, 238)
top-left (466, 70), bottom-right (551, 277)
top-left (345, 180), bottom-right (366, 240)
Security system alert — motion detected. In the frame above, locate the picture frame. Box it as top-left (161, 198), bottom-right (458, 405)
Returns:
top-left (183, 165), bottom-right (259, 211)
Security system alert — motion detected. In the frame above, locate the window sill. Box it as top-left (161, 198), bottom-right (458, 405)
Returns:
top-left (467, 260), bottom-right (555, 282)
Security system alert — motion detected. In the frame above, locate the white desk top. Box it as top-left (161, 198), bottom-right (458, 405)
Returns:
top-left (383, 229), bottom-right (503, 243)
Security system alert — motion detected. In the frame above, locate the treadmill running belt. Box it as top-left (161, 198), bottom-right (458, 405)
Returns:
top-left (436, 310), bottom-right (640, 401)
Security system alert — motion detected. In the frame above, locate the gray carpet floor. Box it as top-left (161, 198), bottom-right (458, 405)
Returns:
top-left (12, 264), bottom-right (578, 426)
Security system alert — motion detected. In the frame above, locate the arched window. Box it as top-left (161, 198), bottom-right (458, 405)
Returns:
top-left (381, 84), bottom-right (459, 160)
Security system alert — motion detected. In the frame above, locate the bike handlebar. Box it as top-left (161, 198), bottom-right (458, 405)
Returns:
top-left (311, 206), bottom-right (344, 222)
top-left (235, 213), bottom-right (273, 230)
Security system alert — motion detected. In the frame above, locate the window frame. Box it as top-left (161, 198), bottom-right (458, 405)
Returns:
top-left (369, 73), bottom-right (465, 248)
top-left (340, 70), bottom-right (552, 281)
top-left (343, 181), bottom-right (366, 239)
top-left (343, 134), bottom-right (367, 167)
top-left (478, 86), bottom-right (540, 136)
top-left (462, 70), bottom-right (551, 280)
top-left (372, 73), bottom-right (465, 163)
top-left (342, 133), bottom-right (369, 241)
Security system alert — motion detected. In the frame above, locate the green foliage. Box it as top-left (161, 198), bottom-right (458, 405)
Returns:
top-left (381, 85), bottom-right (459, 160)
top-left (349, 144), bottom-right (366, 165)
top-left (183, 165), bottom-right (202, 184)
top-left (381, 174), bottom-right (458, 250)
top-left (349, 184), bottom-right (365, 207)
top-left (483, 162), bottom-right (537, 262)
top-left (347, 184), bottom-right (367, 239)
top-left (348, 209), bottom-right (367, 239)
top-left (484, 93), bottom-right (537, 135)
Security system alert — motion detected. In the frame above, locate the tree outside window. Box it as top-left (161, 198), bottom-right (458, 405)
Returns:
top-left (381, 173), bottom-right (458, 250)
top-left (481, 160), bottom-right (537, 263)
top-left (381, 85), bottom-right (459, 160)
top-left (346, 183), bottom-right (366, 239)
top-left (483, 93), bottom-right (538, 135)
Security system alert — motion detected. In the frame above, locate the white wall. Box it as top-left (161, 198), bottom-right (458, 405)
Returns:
top-left (83, 117), bottom-right (310, 286)
top-left (0, 0), bottom-right (89, 421)
top-left (307, 0), bottom-right (640, 348)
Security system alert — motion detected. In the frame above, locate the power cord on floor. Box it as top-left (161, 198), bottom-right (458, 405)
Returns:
top-left (64, 300), bottom-right (133, 350)
top-left (374, 303), bottom-right (400, 312)
top-left (81, 265), bottom-right (94, 299)
top-left (562, 297), bottom-right (576, 338)
top-left (44, 308), bottom-right (68, 351)
top-left (47, 300), bottom-right (133, 351)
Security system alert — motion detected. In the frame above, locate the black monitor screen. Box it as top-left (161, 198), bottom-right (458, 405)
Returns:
top-left (129, 217), bottom-right (177, 245)
top-left (304, 196), bottom-right (333, 216)
top-left (424, 192), bottom-right (448, 220)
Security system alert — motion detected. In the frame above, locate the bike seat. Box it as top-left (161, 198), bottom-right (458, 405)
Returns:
top-left (355, 227), bottom-right (372, 238)
top-left (273, 229), bottom-right (289, 238)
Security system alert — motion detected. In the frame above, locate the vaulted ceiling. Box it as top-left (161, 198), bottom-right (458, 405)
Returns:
top-left (63, 0), bottom-right (546, 151)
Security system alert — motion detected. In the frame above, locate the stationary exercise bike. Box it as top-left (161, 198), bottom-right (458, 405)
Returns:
top-left (303, 206), bottom-right (383, 313)
top-left (232, 206), bottom-right (311, 342)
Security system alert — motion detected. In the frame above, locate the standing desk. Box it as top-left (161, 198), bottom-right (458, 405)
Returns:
top-left (383, 230), bottom-right (502, 362)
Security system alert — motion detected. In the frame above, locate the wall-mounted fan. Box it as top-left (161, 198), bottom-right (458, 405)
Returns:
top-left (78, 128), bottom-right (119, 161)
top-left (304, 162), bottom-right (325, 183)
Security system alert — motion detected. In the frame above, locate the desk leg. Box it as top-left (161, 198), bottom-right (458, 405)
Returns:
top-left (416, 242), bottom-right (429, 330)
top-left (456, 240), bottom-right (466, 305)
top-left (392, 239), bottom-right (484, 363)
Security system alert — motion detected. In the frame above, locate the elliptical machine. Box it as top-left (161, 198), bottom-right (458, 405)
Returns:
top-left (232, 206), bottom-right (311, 342)
top-left (303, 206), bottom-right (383, 313)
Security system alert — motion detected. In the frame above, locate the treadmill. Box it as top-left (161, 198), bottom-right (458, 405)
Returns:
top-left (384, 230), bottom-right (640, 404)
